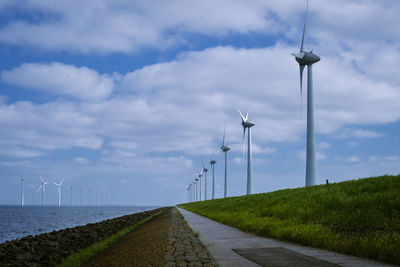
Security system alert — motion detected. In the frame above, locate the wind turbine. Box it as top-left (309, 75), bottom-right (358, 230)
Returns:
top-left (239, 110), bottom-right (255, 195)
top-left (195, 176), bottom-right (199, 201)
top-left (186, 184), bottom-right (191, 203)
top-left (291, 0), bottom-right (320, 187)
top-left (20, 178), bottom-right (24, 207)
top-left (191, 181), bottom-right (195, 202)
top-left (209, 152), bottom-right (217, 199)
top-left (220, 126), bottom-right (230, 198)
top-left (198, 169), bottom-right (203, 201)
top-left (202, 161), bottom-right (208, 200)
top-left (37, 176), bottom-right (48, 207)
top-left (53, 178), bottom-right (64, 207)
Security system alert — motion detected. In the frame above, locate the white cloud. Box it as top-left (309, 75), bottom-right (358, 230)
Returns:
top-left (74, 157), bottom-right (90, 164)
top-left (0, 0), bottom-right (398, 56)
top-left (353, 129), bottom-right (383, 138)
top-left (346, 156), bottom-right (361, 163)
top-left (2, 62), bottom-right (114, 100)
top-left (385, 156), bottom-right (399, 161)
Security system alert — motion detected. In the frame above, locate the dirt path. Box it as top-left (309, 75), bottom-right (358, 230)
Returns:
top-left (84, 207), bottom-right (216, 267)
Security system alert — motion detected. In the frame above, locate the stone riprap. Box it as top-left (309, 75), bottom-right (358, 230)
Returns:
top-left (0, 207), bottom-right (166, 267)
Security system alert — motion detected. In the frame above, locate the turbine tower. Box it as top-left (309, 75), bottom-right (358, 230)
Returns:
top-left (192, 181), bottom-right (195, 202)
top-left (53, 179), bottom-right (63, 207)
top-left (20, 178), bottom-right (24, 207)
top-left (37, 176), bottom-right (48, 207)
top-left (220, 126), bottom-right (230, 198)
top-left (195, 176), bottom-right (199, 201)
top-left (291, 0), bottom-right (320, 187)
top-left (239, 110), bottom-right (255, 195)
top-left (202, 161), bottom-right (208, 200)
top-left (198, 169), bottom-right (203, 201)
top-left (209, 152), bottom-right (217, 199)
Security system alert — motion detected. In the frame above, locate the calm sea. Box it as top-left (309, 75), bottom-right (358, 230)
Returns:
top-left (0, 205), bottom-right (160, 244)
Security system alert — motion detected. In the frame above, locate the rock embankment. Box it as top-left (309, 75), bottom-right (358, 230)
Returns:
top-left (0, 207), bottom-right (167, 267)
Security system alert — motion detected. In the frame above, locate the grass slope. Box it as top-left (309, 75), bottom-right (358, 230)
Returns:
top-left (179, 175), bottom-right (400, 265)
top-left (58, 210), bottom-right (164, 267)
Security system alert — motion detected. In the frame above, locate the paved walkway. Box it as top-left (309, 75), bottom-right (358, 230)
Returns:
top-left (165, 208), bottom-right (217, 266)
top-left (178, 208), bottom-right (395, 267)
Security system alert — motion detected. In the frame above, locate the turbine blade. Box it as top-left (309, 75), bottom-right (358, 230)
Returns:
top-left (60, 178), bottom-right (64, 185)
top-left (245, 110), bottom-right (249, 121)
top-left (238, 109), bottom-right (246, 122)
top-left (37, 185), bottom-right (42, 193)
top-left (211, 150), bottom-right (215, 160)
top-left (300, 0), bottom-right (309, 52)
top-left (40, 176), bottom-right (43, 182)
top-left (300, 64), bottom-right (305, 119)
top-left (202, 160), bottom-right (205, 169)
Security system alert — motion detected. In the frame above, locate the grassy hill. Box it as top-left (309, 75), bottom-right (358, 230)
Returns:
top-left (179, 174), bottom-right (400, 265)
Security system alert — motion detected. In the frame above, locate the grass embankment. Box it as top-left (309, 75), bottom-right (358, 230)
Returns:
top-left (58, 210), bottom-right (165, 267)
top-left (179, 175), bottom-right (400, 265)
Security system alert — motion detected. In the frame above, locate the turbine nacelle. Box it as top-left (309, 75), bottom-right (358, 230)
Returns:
top-left (210, 159), bottom-right (217, 165)
top-left (241, 120), bottom-right (255, 128)
top-left (292, 51), bottom-right (320, 66)
top-left (238, 110), bottom-right (255, 128)
top-left (221, 145), bottom-right (230, 152)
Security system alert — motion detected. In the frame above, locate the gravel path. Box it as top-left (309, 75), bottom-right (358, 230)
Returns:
top-left (84, 207), bottom-right (217, 267)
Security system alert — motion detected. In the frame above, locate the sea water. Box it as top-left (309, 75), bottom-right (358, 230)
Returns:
top-left (0, 205), bottom-right (160, 244)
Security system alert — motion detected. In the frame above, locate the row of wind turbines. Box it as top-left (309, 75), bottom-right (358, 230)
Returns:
top-left (187, 110), bottom-right (255, 202)
top-left (187, 0), bottom-right (320, 201)
top-left (15, 176), bottom-right (110, 207)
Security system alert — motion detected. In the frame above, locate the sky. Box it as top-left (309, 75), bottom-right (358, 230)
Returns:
top-left (0, 0), bottom-right (399, 206)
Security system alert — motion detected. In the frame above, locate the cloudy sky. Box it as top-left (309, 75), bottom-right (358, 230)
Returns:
top-left (1, 0), bottom-right (399, 206)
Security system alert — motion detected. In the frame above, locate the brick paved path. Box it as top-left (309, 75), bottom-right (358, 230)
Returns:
top-left (164, 208), bottom-right (217, 267)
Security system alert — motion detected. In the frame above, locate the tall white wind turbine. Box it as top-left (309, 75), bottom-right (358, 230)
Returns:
top-left (209, 152), bottom-right (217, 199)
top-left (37, 176), bottom-right (48, 207)
top-left (20, 178), bottom-right (24, 207)
top-left (291, 0), bottom-right (320, 187)
top-left (220, 126), bottom-right (230, 198)
top-left (53, 179), bottom-right (63, 207)
top-left (202, 161), bottom-right (208, 200)
top-left (239, 110), bottom-right (255, 195)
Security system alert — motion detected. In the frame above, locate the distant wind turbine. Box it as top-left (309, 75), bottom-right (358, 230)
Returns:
top-left (53, 178), bottom-right (64, 207)
top-left (220, 126), bottom-right (230, 198)
top-left (37, 176), bottom-right (48, 207)
top-left (186, 184), bottom-right (191, 203)
top-left (209, 152), bottom-right (217, 199)
top-left (195, 176), bottom-right (199, 201)
top-left (191, 181), bottom-right (195, 202)
top-left (239, 110), bottom-right (255, 195)
top-left (20, 178), bottom-right (24, 207)
top-left (202, 161), bottom-right (208, 200)
top-left (198, 169), bottom-right (203, 201)
top-left (291, 0), bottom-right (320, 186)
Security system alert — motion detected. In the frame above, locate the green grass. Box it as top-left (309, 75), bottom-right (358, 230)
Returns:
top-left (179, 174), bottom-right (400, 265)
top-left (58, 210), bottom-right (164, 267)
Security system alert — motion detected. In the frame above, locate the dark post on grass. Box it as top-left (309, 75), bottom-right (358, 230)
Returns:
top-left (326, 179), bottom-right (329, 185)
